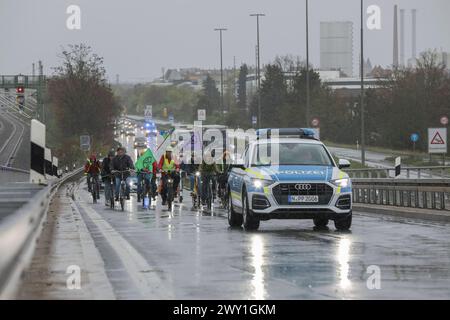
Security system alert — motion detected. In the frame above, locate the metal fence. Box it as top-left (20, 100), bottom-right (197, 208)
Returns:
top-left (0, 168), bottom-right (83, 299)
top-left (347, 166), bottom-right (450, 179)
top-left (352, 178), bottom-right (450, 211)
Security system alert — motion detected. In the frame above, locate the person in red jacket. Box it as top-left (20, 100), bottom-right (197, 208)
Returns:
top-left (84, 154), bottom-right (101, 195)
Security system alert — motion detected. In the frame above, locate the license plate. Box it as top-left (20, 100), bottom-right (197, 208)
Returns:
top-left (289, 195), bottom-right (319, 203)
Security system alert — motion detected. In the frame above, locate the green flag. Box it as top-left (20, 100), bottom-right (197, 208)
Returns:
top-left (135, 149), bottom-right (156, 172)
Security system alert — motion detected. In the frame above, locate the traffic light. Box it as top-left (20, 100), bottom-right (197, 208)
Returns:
top-left (16, 86), bottom-right (25, 111)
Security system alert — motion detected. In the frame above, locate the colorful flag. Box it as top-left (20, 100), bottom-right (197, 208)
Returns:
top-left (135, 149), bottom-right (156, 172)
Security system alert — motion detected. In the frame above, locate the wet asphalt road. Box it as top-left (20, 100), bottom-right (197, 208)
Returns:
top-left (67, 179), bottom-right (450, 300)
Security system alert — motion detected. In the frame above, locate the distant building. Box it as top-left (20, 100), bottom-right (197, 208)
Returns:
top-left (320, 21), bottom-right (354, 77)
top-left (165, 69), bottom-right (183, 82)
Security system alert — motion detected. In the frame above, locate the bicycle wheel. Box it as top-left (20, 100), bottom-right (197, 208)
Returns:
top-left (120, 184), bottom-right (125, 211)
top-left (207, 181), bottom-right (212, 211)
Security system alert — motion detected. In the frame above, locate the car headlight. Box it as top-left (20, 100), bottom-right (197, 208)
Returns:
top-left (251, 179), bottom-right (273, 190)
top-left (331, 178), bottom-right (350, 188)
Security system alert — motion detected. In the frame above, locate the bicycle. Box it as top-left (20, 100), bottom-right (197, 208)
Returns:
top-left (112, 169), bottom-right (133, 211)
top-left (191, 171), bottom-right (202, 209)
top-left (217, 172), bottom-right (229, 209)
top-left (139, 171), bottom-right (153, 209)
top-left (161, 170), bottom-right (176, 211)
top-left (202, 173), bottom-right (215, 212)
top-left (102, 173), bottom-right (115, 209)
top-left (90, 174), bottom-right (100, 204)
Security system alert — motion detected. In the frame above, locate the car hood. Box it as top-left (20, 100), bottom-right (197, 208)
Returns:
top-left (246, 165), bottom-right (346, 182)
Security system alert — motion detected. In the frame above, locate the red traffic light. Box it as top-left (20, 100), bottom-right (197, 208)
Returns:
top-left (16, 86), bottom-right (24, 94)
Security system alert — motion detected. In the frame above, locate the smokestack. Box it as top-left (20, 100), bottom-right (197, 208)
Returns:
top-left (412, 9), bottom-right (417, 60)
top-left (400, 9), bottom-right (405, 66)
top-left (393, 5), bottom-right (399, 68)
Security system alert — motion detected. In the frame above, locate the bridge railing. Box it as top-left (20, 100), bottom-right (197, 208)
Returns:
top-left (0, 168), bottom-right (83, 299)
top-left (352, 178), bottom-right (450, 211)
top-left (347, 166), bottom-right (450, 179)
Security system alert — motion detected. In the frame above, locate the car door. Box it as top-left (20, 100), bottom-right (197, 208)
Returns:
top-left (228, 146), bottom-right (249, 209)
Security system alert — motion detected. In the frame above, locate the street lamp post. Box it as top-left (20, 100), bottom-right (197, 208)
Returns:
top-left (305, 0), bottom-right (310, 127)
top-left (360, 0), bottom-right (366, 166)
top-left (214, 28), bottom-right (227, 120)
top-left (250, 13), bottom-right (265, 129)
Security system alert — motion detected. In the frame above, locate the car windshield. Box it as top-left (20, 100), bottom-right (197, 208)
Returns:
top-left (251, 143), bottom-right (334, 166)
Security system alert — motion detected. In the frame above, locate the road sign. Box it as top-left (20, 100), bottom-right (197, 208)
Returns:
top-left (252, 115), bottom-right (257, 126)
top-left (169, 114), bottom-right (174, 124)
top-left (410, 133), bottom-right (419, 143)
top-left (80, 135), bottom-right (91, 152)
top-left (440, 116), bottom-right (449, 126)
top-left (428, 128), bottom-right (447, 154)
top-left (311, 118), bottom-right (320, 127)
top-left (198, 109), bottom-right (206, 121)
top-left (144, 105), bottom-right (153, 121)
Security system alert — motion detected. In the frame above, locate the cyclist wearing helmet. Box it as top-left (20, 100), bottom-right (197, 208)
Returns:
top-left (158, 146), bottom-right (180, 205)
top-left (84, 154), bottom-right (101, 196)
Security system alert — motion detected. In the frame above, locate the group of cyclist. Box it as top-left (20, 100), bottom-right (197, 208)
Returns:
top-left (181, 150), bottom-right (233, 209)
top-left (84, 144), bottom-right (233, 210)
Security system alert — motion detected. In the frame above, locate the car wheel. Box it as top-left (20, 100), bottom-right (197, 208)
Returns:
top-left (242, 192), bottom-right (260, 231)
top-left (334, 212), bottom-right (352, 231)
top-left (313, 218), bottom-right (329, 228)
top-left (227, 190), bottom-right (243, 227)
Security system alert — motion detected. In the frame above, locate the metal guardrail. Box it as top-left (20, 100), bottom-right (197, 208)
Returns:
top-left (0, 166), bottom-right (30, 174)
top-left (352, 178), bottom-right (450, 211)
top-left (0, 168), bottom-right (83, 299)
top-left (347, 166), bottom-right (450, 179)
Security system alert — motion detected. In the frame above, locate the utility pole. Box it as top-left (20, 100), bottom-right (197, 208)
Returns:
top-left (360, 0), bottom-right (366, 166)
top-left (250, 13), bottom-right (265, 129)
top-left (38, 60), bottom-right (45, 123)
top-left (305, 0), bottom-right (311, 127)
top-left (214, 28), bottom-right (227, 120)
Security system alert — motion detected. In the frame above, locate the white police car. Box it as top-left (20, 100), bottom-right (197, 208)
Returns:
top-left (227, 128), bottom-right (352, 231)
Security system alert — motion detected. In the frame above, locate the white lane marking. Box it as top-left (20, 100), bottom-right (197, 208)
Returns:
top-left (75, 187), bottom-right (174, 299)
top-left (69, 197), bottom-right (116, 299)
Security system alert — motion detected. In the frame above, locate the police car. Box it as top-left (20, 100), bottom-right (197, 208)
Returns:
top-left (227, 128), bottom-right (352, 231)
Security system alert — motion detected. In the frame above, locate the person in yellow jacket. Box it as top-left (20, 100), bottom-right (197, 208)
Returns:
top-left (158, 146), bottom-right (180, 205)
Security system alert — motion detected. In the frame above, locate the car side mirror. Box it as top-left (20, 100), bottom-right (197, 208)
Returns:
top-left (338, 159), bottom-right (351, 169)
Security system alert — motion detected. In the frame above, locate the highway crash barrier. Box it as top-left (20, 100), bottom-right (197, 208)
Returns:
top-left (352, 178), bottom-right (450, 221)
top-left (347, 166), bottom-right (450, 179)
top-left (0, 167), bottom-right (83, 299)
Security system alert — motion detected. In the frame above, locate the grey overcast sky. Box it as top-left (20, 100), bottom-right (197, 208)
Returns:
top-left (1, 0), bottom-right (449, 82)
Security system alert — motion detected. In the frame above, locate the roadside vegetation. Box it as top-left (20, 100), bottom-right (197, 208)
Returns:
top-left (45, 44), bottom-right (122, 165)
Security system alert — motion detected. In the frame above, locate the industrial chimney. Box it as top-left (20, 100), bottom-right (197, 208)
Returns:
top-left (393, 5), bottom-right (399, 68)
top-left (412, 9), bottom-right (417, 60)
top-left (400, 9), bottom-right (405, 66)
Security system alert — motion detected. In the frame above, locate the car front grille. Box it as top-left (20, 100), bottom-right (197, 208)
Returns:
top-left (272, 183), bottom-right (334, 205)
